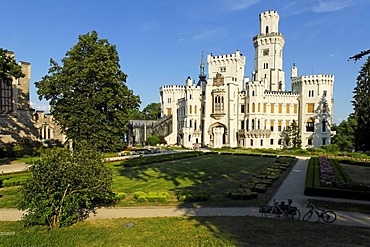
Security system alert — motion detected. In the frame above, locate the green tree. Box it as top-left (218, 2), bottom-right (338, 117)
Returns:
top-left (18, 146), bottom-right (115, 228)
top-left (0, 48), bottom-right (25, 81)
top-left (35, 31), bottom-right (140, 152)
top-left (146, 134), bottom-right (160, 146)
top-left (332, 114), bottom-right (357, 151)
top-left (142, 102), bottom-right (161, 120)
top-left (352, 56), bottom-right (370, 151)
top-left (284, 120), bottom-right (301, 149)
top-left (0, 49), bottom-right (25, 114)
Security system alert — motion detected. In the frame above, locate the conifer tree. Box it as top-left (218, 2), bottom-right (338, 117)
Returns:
top-left (352, 56), bottom-right (370, 151)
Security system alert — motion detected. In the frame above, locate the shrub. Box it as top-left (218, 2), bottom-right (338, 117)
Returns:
top-left (115, 192), bottom-right (126, 200)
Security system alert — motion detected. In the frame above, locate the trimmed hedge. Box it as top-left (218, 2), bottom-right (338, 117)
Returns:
top-left (177, 191), bottom-right (209, 202)
top-left (133, 191), bottom-right (170, 203)
top-left (226, 156), bottom-right (297, 200)
top-left (304, 157), bottom-right (370, 200)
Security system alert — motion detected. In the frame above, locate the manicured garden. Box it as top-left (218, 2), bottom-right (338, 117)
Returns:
top-left (304, 156), bottom-right (370, 200)
top-left (109, 153), bottom-right (296, 207)
top-left (0, 153), bottom-right (296, 208)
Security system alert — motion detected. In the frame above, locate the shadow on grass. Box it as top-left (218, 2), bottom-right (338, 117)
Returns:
top-left (113, 153), bottom-right (297, 244)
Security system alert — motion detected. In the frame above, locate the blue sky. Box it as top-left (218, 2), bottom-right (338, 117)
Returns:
top-left (1, 0), bottom-right (369, 124)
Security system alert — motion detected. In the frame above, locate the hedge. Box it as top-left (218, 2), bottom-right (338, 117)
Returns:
top-left (304, 157), bottom-right (370, 200)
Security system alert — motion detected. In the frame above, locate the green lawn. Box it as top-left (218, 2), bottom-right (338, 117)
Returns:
top-left (1, 216), bottom-right (370, 246)
top-left (340, 164), bottom-right (370, 184)
top-left (112, 154), bottom-right (278, 206)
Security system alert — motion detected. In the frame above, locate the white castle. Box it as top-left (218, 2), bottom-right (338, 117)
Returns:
top-left (159, 10), bottom-right (334, 149)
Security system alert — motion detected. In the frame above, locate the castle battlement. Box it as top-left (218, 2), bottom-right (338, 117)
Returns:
top-left (208, 50), bottom-right (245, 64)
top-left (264, 90), bottom-right (299, 97)
top-left (292, 74), bottom-right (334, 85)
top-left (260, 10), bottom-right (279, 18)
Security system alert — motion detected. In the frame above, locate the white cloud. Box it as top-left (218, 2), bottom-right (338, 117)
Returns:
top-left (312, 0), bottom-right (354, 13)
top-left (31, 101), bottom-right (50, 113)
top-left (192, 28), bottom-right (228, 41)
top-left (221, 0), bottom-right (263, 11)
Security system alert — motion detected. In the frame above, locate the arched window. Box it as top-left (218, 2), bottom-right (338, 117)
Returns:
top-left (250, 139), bottom-right (254, 146)
top-left (194, 105), bottom-right (197, 114)
top-left (322, 120), bottom-right (326, 132)
top-left (266, 26), bottom-right (269, 33)
top-left (188, 135), bottom-right (191, 142)
top-left (194, 120), bottom-right (197, 130)
top-left (252, 90), bottom-right (255, 96)
top-left (306, 118), bottom-right (314, 132)
top-left (189, 105), bottom-right (192, 114)
top-left (252, 119), bottom-right (255, 130)
top-left (252, 103), bottom-right (255, 113)
top-left (221, 96), bottom-right (224, 110)
top-left (189, 120), bottom-right (192, 128)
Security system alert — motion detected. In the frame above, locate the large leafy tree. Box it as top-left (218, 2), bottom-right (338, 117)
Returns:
top-left (18, 146), bottom-right (115, 228)
top-left (352, 56), bottom-right (370, 151)
top-left (331, 114), bottom-right (357, 151)
top-left (36, 31), bottom-right (140, 151)
top-left (142, 102), bottom-right (161, 120)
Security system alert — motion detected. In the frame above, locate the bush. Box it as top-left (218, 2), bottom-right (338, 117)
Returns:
top-left (17, 147), bottom-right (115, 228)
top-left (177, 191), bottom-right (209, 202)
top-left (145, 135), bottom-right (160, 146)
top-left (115, 192), bottom-right (126, 200)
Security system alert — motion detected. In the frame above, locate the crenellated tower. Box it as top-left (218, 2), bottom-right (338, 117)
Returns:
top-left (253, 10), bottom-right (285, 91)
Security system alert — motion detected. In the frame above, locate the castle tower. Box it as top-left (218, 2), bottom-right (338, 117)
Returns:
top-left (253, 10), bottom-right (285, 91)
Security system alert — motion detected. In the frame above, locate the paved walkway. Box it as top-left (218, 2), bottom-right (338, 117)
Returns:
top-left (0, 162), bottom-right (29, 174)
top-left (1, 156), bottom-right (370, 228)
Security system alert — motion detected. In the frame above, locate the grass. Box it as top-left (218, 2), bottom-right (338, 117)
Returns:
top-left (340, 164), bottom-right (370, 184)
top-left (112, 154), bottom-right (279, 206)
top-left (0, 186), bottom-right (19, 208)
top-left (1, 216), bottom-right (370, 246)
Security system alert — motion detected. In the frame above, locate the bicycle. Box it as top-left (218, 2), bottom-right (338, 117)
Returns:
top-left (302, 203), bottom-right (337, 223)
top-left (259, 199), bottom-right (301, 220)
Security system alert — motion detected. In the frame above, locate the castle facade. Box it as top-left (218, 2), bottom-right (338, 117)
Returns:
top-left (159, 10), bottom-right (334, 149)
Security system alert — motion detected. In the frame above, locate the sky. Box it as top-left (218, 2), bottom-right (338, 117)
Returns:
top-left (1, 0), bottom-right (369, 124)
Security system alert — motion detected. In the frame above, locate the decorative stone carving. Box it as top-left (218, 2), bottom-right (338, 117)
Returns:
top-left (213, 72), bottom-right (224, 87)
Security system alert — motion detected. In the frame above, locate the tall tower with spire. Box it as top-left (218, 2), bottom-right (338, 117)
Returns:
top-left (253, 10), bottom-right (285, 91)
top-left (197, 53), bottom-right (207, 93)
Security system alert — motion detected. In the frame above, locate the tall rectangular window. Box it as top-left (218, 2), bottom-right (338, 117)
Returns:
top-left (258, 103), bottom-right (261, 112)
top-left (166, 108), bottom-right (172, 115)
top-left (263, 103), bottom-right (267, 113)
top-left (294, 104), bottom-right (298, 114)
top-left (278, 120), bottom-right (282, 132)
top-left (241, 104), bottom-right (245, 113)
top-left (278, 104), bottom-right (282, 113)
top-left (270, 104), bottom-right (275, 113)
top-left (307, 103), bottom-right (315, 113)
top-left (270, 120), bottom-right (274, 131)
top-left (286, 104), bottom-right (290, 114)
top-left (0, 79), bottom-right (13, 114)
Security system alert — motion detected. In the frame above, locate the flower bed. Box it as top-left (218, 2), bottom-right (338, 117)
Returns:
top-left (319, 156), bottom-right (337, 185)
